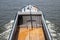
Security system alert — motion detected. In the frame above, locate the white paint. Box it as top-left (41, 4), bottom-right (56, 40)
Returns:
top-left (22, 5), bottom-right (38, 12)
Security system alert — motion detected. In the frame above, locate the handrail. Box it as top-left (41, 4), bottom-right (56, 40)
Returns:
top-left (42, 14), bottom-right (52, 40)
top-left (8, 13), bottom-right (18, 40)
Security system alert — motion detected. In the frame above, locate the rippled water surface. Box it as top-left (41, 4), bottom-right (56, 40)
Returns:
top-left (0, 0), bottom-right (60, 40)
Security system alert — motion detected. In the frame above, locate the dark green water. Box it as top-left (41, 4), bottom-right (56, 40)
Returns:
top-left (0, 0), bottom-right (60, 40)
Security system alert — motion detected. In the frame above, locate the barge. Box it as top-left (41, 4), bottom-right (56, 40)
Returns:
top-left (8, 5), bottom-right (52, 40)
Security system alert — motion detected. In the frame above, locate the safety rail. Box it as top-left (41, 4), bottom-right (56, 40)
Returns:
top-left (42, 13), bottom-right (52, 40)
top-left (8, 13), bottom-right (18, 40)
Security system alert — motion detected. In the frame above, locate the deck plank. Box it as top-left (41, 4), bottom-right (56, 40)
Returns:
top-left (18, 27), bottom-right (45, 40)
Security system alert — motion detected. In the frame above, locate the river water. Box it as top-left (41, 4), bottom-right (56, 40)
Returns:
top-left (0, 0), bottom-right (60, 40)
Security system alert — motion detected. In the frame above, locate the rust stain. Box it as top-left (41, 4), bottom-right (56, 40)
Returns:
top-left (18, 27), bottom-right (45, 40)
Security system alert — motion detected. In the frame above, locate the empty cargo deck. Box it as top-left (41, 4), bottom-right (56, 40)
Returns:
top-left (17, 25), bottom-right (45, 40)
top-left (17, 14), bottom-right (46, 40)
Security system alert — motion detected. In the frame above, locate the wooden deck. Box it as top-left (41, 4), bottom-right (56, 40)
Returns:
top-left (17, 26), bottom-right (45, 40)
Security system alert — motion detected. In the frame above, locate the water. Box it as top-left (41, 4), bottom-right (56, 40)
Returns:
top-left (0, 0), bottom-right (60, 40)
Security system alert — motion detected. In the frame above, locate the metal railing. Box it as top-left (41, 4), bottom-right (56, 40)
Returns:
top-left (8, 13), bottom-right (18, 40)
top-left (42, 14), bottom-right (52, 40)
